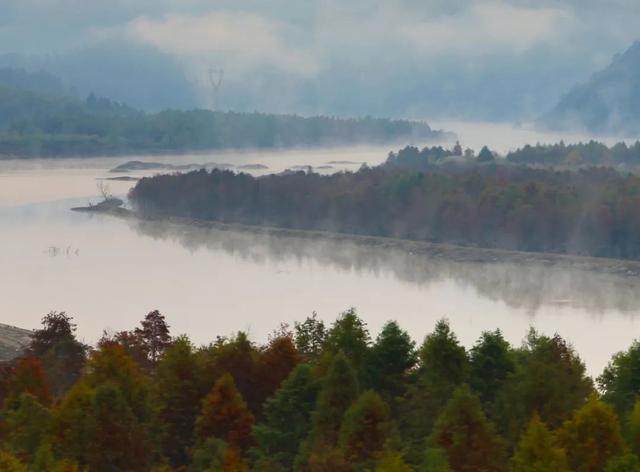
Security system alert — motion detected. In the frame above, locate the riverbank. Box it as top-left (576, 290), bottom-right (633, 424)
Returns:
top-left (80, 205), bottom-right (640, 278)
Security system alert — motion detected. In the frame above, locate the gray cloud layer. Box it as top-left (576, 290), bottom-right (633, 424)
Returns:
top-left (1, 0), bottom-right (638, 120)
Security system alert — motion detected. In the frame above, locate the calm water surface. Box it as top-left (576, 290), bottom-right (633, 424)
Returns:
top-left (2, 132), bottom-right (640, 376)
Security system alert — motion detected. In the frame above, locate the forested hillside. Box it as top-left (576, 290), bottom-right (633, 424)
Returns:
top-left (542, 41), bottom-right (640, 135)
top-left (0, 81), bottom-right (445, 158)
top-left (1, 309), bottom-right (639, 471)
top-left (129, 145), bottom-right (640, 260)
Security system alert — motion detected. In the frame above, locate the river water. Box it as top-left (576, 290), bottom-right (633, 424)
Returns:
top-left (2, 124), bottom-right (640, 376)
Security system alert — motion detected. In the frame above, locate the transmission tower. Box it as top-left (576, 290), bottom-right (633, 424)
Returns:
top-left (207, 67), bottom-right (224, 111)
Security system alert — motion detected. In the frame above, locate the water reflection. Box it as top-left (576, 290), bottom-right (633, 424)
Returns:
top-left (130, 218), bottom-right (640, 317)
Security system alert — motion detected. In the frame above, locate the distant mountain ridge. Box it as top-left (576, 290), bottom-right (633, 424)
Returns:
top-left (542, 41), bottom-right (640, 136)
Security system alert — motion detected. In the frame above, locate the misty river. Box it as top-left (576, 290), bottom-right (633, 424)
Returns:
top-left (2, 122), bottom-right (640, 376)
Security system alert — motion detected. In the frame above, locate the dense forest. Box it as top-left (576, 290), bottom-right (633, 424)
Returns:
top-left (2, 309), bottom-right (640, 471)
top-left (129, 144), bottom-right (640, 260)
top-left (0, 84), bottom-right (444, 158)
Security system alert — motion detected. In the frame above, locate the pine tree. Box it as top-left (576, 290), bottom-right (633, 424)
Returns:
top-left (367, 321), bottom-right (417, 399)
top-left (325, 308), bottom-right (371, 375)
top-left (154, 335), bottom-right (202, 466)
top-left (134, 309), bottom-right (172, 364)
top-left (511, 414), bottom-right (569, 472)
top-left (295, 352), bottom-right (359, 470)
top-left (427, 385), bottom-right (507, 472)
top-left (557, 395), bottom-right (624, 472)
top-left (398, 319), bottom-right (468, 463)
top-left (469, 330), bottom-right (514, 407)
top-left (27, 311), bottom-right (87, 397)
top-left (497, 330), bottom-right (592, 443)
top-left (337, 390), bottom-right (392, 469)
top-left (253, 363), bottom-right (320, 470)
top-left (294, 312), bottom-right (327, 360)
top-left (195, 373), bottom-right (255, 451)
top-left (421, 448), bottom-right (452, 472)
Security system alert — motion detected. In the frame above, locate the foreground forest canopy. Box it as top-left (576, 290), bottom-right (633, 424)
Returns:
top-left (0, 84), bottom-right (445, 158)
top-left (2, 309), bottom-right (640, 471)
top-left (130, 142), bottom-right (640, 260)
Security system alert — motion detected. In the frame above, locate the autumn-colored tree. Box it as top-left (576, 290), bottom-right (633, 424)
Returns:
top-left (199, 332), bottom-right (263, 414)
top-left (296, 352), bottom-right (359, 471)
top-left (2, 393), bottom-right (52, 463)
top-left (427, 385), bottom-right (507, 472)
top-left (367, 321), bottom-right (417, 399)
top-left (0, 450), bottom-right (26, 472)
top-left (154, 335), bottom-right (203, 466)
top-left (3, 356), bottom-right (51, 407)
top-left (27, 312), bottom-right (87, 397)
top-left (258, 326), bottom-right (301, 399)
top-left (253, 363), bottom-right (320, 470)
top-left (511, 413), bottom-right (569, 472)
top-left (195, 373), bottom-right (255, 451)
top-left (337, 390), bottom-right (393, 469)
top-left (53, 381), bottom-right (152, 471)
top-left (557, 395), bottom-right (624, 472)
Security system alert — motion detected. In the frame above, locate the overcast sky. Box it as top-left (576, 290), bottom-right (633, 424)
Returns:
top-left (1, 0), bottom-right (638, 119)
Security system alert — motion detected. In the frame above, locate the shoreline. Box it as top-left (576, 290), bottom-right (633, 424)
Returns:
top-left (79, 205), bottom-right (640, 278)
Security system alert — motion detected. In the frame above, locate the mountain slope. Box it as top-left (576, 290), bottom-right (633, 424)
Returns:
top-left (542, 41), bottom-right (640, 135)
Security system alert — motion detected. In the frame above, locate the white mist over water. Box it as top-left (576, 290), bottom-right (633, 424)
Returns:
top-left (2, 134), bottom-right (640, 376)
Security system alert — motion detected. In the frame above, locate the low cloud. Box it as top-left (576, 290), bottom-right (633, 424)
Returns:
top-left (127, 11), bottom-right (319, 77)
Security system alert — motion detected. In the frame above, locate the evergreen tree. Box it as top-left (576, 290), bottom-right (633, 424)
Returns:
top-left (134, 309), bottom-right (172, 364)
top-left (605, 454), bottom-right (640, 472)
top-left (367, 321), bottom-right (417, 399)
top-left (253, 363), bottom-right (320, 470)
top-left (398, 319), bottom-right (468, 463)
top-left (154, 335), bottom-right (202, 466)
top-left (628, 398), bottom-right (640, 456)
top-left (497, 330), bottom-right (592, 443)
top-left (325, 308), bottom-right (371, 374)
top-left (337, 390), bottom-right (393, 469)
top-left (469, 330), bottom-right (514, 407)
top-left (190, 437), bottom-right (228, 471)
top-left (557, 395), bottom-right (624, 472)
top-left (195, 373), bottom-right (255, 451)
top-left (599, 340), bottom-right (640, 416)
top-left (511, 414), bottom-right (569, 472)
top-left (421, 448), bottom-right (452, 472)
top-left (427, 385), bottom-right (507, 472)
top-left (294, 313), bottom-right (327, 360)
top-left (375, 450), bottom-right (412, 472)
top-left (295, 352), bottom-right (359, 470)
top-left (27, 312), bottom-right (87, 398)
top-left (477, 146), bottom-right (495, 162)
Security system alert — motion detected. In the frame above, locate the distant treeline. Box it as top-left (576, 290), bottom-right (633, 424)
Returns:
top-left (0, 85), bottom-right (445, 158)
top-left (506, 141), bottom-right (640, 167)
top-left (1, 309), bottom-right (640, 471)
top-left (129, 149), bottom-right (640, 260)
